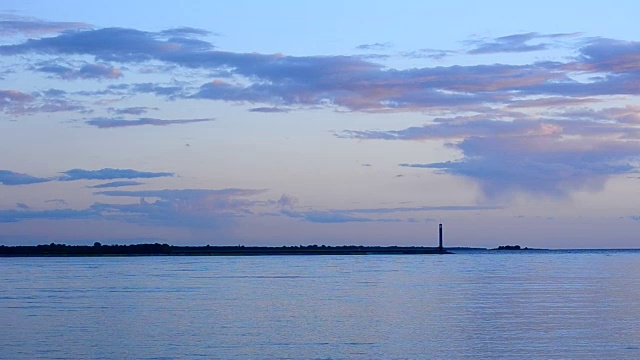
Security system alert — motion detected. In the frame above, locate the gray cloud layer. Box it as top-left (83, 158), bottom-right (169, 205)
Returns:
top-left (348, 113), bottom-right (640, 198)
top-left (0, 187), bottom-right (268, 227)
top-left (1, 26), bottom-right (638, 114)
top-left (3, 20), bottom-right (640, 198)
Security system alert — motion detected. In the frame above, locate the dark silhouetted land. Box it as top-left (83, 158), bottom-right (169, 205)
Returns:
top-left (492, 245), bottom-right (532, 250)
top-left (0, 243), bottom-right (452, 256)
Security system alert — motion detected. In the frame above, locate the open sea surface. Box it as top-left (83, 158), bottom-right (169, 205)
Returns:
top-left (2, 250), bottom-right (640, 359)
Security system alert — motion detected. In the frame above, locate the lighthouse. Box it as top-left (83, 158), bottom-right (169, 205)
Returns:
top-left (438, 223), bottom-right (443, 251)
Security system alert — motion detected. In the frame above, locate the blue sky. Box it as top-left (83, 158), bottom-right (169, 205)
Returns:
top-left (2, 1), bottom-right (640, 248)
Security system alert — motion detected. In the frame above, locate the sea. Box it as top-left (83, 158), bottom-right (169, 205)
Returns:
top-left (2, 249), bottom-right (640, 359)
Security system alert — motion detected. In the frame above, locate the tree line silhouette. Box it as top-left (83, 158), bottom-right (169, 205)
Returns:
top-left (0, 243), bottom-right (449, 256)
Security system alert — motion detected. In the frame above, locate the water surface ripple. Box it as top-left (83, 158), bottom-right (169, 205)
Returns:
top-left (2, 251), bottom-right (639, 359)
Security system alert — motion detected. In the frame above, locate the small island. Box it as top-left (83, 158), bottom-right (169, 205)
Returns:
top-left (492, 245), bottom-right (530, 250)
top-left (0, 243), bottom-right (451, 257)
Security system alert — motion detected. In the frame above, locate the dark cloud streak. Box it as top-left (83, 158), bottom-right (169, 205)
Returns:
top-left (355, 42), bottom-right (392, 51)
top-left (60, 168), bottom-right (173, 181)
top-left (86, 117), bottom-right (214, 128)
top-left (88, 181), bottom-right (144, 188)
top-left (0, 170), bottom-right (50, 185)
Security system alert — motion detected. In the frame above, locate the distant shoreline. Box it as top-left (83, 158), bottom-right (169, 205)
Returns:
top-left (3, 244), bottom-right (638, 257)
top-left (0, 243), bottom-right (451, 257)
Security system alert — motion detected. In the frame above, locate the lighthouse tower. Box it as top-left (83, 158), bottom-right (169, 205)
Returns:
top-left (438, 223), bottom-right (443, 251)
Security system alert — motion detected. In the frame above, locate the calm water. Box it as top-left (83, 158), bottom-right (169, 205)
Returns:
top-left (2, 250), bottom-right (640, 359)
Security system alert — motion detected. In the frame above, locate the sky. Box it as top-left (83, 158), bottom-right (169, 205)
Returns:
top-left (1, 1), bottom-right (640, 248)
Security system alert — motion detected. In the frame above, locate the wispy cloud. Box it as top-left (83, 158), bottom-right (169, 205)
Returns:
top-left (570, 38), bottom-right (640, 73)
top-left (94, 188), bottom-right (264, 200)
top-left (1, 168), bottom-right (172, 186)
top-left (340, 117), bottom-right (548, 141)
top-left (45, 199), bottom-right (68, 207)
top-left (129, 83), bottom-right (186, 98)
top-left (22, 99), bottom-right (86, 114)
top-left (248, 107), bottom-right (290, 113)
top-left (1, 176), bottom-right (500, 227)
top-left (35, 63), bottom-right (122, 80)
top-left (342, 205), bottom-right (502, 214)
top-left (400, 48), bottom-right (457, 60)
top-left (280, 202), bottom-right (499, 223)
top-left (78, 82), bottom-right (186, 99)
top-left (0, 27), bottom-right (213, 59)
top-left (355, 42), bottom-right (392, 51)
top-left (87, 181), bottom-right (144, 188)
top-left (0, 89), bottom-right (34, 112)
top-left (507, 97), bottom-right (601, 109)
top-left (270, 194), bottom-right (298, 208)
top-left (281, 209), bottom-right (400, 223)
top-left (0, 208), bottom-right (94, 223)
top-left (158, 27), bottom-right (213, 37)
top-left (92, 188), bottom-right (267, 227)
top-left (553, 105), bottom-right (640, 124)
top-left (467, 32), bottom-right (580, 54)
top-left (108, 106), bottom-right (157, 115)
top-left (0, 15), bottom-right (91, 37)
top-left (0, 170), bottom-right (50, 185)
top-left (60, 168), bottom-right (173, 181)
top-left (85, 117), bottom-right (214, 128)
top-left (0, 187), bottom-right (268, 228)
top-left (1, 89), bottom-right (86, 115)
